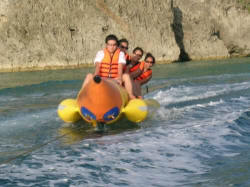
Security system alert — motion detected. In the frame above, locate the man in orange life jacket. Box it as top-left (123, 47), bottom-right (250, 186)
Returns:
top-left (118, 38), bottom-right (130, 64)
top-left (133, 53), bottom-right (155, 98)
top-left (81, 34), bottom-right (136, 99)
top-left (124, 47), bottom-right (144, 76)
top-left (124, 47), bottom-right (145, 98)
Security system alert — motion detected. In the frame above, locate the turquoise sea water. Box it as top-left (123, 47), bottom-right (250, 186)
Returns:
top-left (0, 57), bottom-right (250, 186)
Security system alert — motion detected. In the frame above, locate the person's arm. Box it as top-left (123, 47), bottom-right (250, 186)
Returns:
top-left (116, 63), bottom-right (123, 85)
top-left (138, 75), bottom-right (152, 85)
top-left (116, 51), bottom-right (126, 84)
top-left (124, 63), bottom-right (131, 73)
top-left (94, 63), bottom-right (101, 76)
top-left (130, 68), bottom-right (143, 79)
top-left (130, 61), bottom-right (144, 79)
top-left (93, 50), bottom-right (104, 75)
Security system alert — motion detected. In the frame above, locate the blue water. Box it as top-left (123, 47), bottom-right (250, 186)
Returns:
top-left (0, 58), bottom-right (250, 186)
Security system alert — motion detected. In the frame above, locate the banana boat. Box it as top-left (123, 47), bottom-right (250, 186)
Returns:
top-left (57, 75), bottom-right (160, 127)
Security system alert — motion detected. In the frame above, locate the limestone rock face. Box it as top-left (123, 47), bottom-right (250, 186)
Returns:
top-left (211, 1), bottom-right (250, 56)
top-left (0, 0), bottom-right (249, 71)
top-left (171, 0), bottom-right (229, 60)
top-left (172, 0), bottom-right (250, 60)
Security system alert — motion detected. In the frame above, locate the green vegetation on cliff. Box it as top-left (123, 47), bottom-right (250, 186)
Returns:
top-left (237, 0), bottom-right (250, 12)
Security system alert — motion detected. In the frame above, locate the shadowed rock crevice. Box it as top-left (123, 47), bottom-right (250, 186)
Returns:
top-left (170, 0), bottom-right (190, 62)
top-left (227, 44), bottom-right (245, 56)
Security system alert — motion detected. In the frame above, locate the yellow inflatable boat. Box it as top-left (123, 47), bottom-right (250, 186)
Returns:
top-left (57, 75), bottom-right (160, 127)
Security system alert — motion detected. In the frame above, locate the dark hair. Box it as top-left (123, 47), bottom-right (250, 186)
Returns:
top-left (105, 34), bottom-right (118, 44)
top-left (118, 38), bottom-right (129, 46)
top-left (145, 53), bottom-right (156, 64)
top-left (132, 47), bottom-right (144, 56)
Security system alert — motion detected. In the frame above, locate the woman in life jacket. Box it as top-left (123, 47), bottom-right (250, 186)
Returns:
top-left (133, 53), bottom-right (155, 98)
top-left (81, 34), bottom-right (136, 99)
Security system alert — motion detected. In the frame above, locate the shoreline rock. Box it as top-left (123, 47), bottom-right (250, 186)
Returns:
top-left (0, 0), bottom-right (249, 72)
top-left (1, 56), bottom-right (248, 73)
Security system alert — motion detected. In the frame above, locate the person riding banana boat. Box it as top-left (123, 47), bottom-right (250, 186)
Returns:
top-left (81, 34), bottom-right (136, 99)
top-left (123, 47), bottom-right (155, 98)
top-left (132, 53), bottom-right (155, 98)
top-left (118, 38), bottom-right (130, 63)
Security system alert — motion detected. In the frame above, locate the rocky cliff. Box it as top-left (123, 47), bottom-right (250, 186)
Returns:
top-left (0, 0), bottom-right (249, 72)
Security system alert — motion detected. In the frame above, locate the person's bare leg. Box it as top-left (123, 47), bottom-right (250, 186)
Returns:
top-left (81, 73), bottom-right (93, 90)
top-left (134, 80), bottom-right (143, 99)
top-left (122, 73), bottom-right (136, 99)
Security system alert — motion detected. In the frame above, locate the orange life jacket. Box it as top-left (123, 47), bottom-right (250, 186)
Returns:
top-left (133, 61), bottom-right (152, 81)
top-left (99, 48), bottom-right (120, 78)
top-left (136, 69), bottom-right (152, 81)
top-left (129, 61), bottom-right (145, 73)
